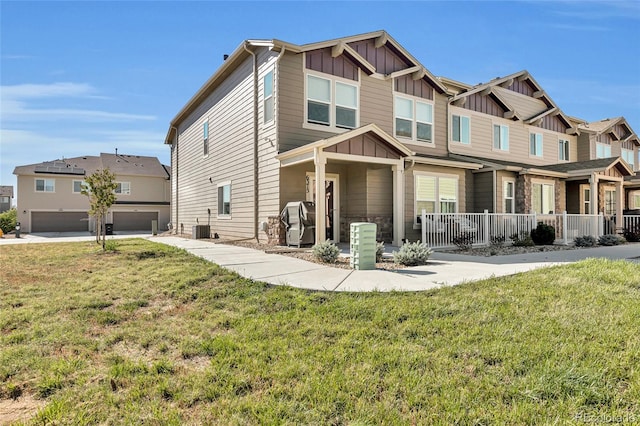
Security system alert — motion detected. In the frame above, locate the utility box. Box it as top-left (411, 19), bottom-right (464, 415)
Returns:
top-left (350, 222), bottom-right (376, 270)
top-left (280, 201), bottom-right (315, 247)
top-left (192, 225), bottom-right (210, 239)
top-left (151, 220), bottom-right (158, 236)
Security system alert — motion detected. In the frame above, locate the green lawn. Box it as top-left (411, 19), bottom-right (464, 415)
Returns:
top-left (1, 239), bottom-right (639, 425)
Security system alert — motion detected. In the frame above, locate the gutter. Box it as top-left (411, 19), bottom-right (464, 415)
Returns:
top-left (243, 42), bottom-right (259, 242)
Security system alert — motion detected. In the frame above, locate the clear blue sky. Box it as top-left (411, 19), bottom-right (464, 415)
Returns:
top-left (2, 1), bottom-right (639, 195)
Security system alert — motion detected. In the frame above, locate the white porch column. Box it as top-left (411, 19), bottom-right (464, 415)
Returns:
top-left (589, 174), bottom-right (598, 215)
top-left (392, 162), bottom-right (405, 246)
top-left (314, 148), bottom-right (327, 244)
top-left (615, 180), bottom-right (624, 232)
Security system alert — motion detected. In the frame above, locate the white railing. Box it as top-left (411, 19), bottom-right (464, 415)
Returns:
top-left (421, 210), bottom-right (610, 249)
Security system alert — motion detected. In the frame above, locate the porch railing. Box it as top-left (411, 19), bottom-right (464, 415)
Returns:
top-left (421, 210), bottom-right (614, 249)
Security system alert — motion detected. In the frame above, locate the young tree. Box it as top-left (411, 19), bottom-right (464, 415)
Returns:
top-left (82, 168), bottom-right (117, 249)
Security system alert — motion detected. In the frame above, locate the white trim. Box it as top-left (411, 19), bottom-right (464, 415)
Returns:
top-left (558, 138), bottom-right (570, 162)
top-left (450, 113), bottom-right (471, 145)
top-left (263, 68), bottom-right (275, 126)
top-left (306, 172), bottom-right (339, 243)
top-left (529, 131), bottom-right (544, 158)
top-left (393, 92), bottom-right (435, 145)
top-left (35, 177), bottom-right (55, 193)
top-left (217, 180), bottom-right (232, 219)
top-left (303, 69), bottom-right (360, 132)
top-left (203, 119), bottom-right (209, 158)
top-left (413, 171), bottom-right (459, 226)
top-left (503, 178), bottom-right (515, 214)
top-left (492, 122), bottom-right (510, 152)
top-left (580, 184), bottom-right (591, 215)
top-left (531, 178), bottom-right (555, 214)
top-left (72, 179), bottom-right (85, 194)
top-left (324, 152), bottom-right (401, 166)
top-left (115, 181), bottom-right (131, 195)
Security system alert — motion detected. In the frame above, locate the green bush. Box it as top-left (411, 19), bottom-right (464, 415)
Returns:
top-left (490, 235), bottom-right (505, 248)
top-left (392, 241), bottom-right (433, 266)
top-left (0, 208), bottom-right (17, 233)
top-left (451, 232), bottom-right (473, 251)
top-left (312, 240), bottom-right (340, 263)
top-left (598, 234), bottom-right (626, 246)
top-left (574, 235), bottom-right (597, 247)
top-left (623, 225), bottom-right (640, 243)
top-left (104, 240), bottom-right (118, 252)
top-left (510, 232), bottom-right (535, 247)
top-left (376, 242), bottom-right (385, 262)
top-left (530, 222), bottom-right (556, 245)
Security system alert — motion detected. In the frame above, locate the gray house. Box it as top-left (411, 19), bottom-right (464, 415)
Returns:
top-left (0, 186), bottom-right (14, 213)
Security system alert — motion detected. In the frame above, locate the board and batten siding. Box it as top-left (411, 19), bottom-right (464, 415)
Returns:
top-left (448, 106), bottom-right (577, 165)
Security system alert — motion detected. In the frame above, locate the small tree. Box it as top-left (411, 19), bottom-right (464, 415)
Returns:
top-left (82, 168), bottom-right (117, 249)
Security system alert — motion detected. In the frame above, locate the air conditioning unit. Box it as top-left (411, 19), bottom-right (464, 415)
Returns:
top-left (192, 225), bottom-right (211, 239)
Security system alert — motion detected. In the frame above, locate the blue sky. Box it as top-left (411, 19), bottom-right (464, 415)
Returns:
top-left (1, 1), bottom-right (639, 196)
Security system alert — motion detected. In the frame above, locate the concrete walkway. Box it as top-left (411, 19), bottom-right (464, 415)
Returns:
top-left (2, 233), bottom-right (638, 292)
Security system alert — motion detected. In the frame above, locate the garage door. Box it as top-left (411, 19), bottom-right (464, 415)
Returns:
top-left (112, 212), bottom-right (158, 231)
top-left (31, 212), bottom-right (89, 232)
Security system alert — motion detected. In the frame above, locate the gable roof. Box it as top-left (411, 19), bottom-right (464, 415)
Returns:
top-left (165, 31), bottom-right (449, 144)
top-left (13, 153), bottom-right (170, 179)
top-left (577, 117), bottom-right (639, 145)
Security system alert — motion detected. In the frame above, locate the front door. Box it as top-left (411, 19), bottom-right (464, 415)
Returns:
top-left (306, 174), bottom-right (339, 242)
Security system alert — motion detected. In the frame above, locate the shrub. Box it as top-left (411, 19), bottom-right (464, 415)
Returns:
top-left (574, 235), bottom-right (597, 247)
top-left (104, 239), bottom-right (118, 252)
top-left (0, 208), bottom-right (17, 234)
top-left (376, 242), bottom-right (385, 262)
top-left (623, 225), bottom-right (640, 243)
top-left (312, 240), bottom-right (340, 263)
top-left (392, 241), bottom-right (433, 266)
top-left (598, 234), bottom-right (626, 246)
top-left (510, 232), bottom-right (534, 247)
top-left (452, 232), bottom-right (473, 251)
top-left (490, 235), bottom-right (505, 248)
top-left (530, 222), bottom-right (556, 245)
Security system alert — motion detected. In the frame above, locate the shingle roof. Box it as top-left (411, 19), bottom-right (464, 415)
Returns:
top-left (536, 158), bottom-right (623, 173)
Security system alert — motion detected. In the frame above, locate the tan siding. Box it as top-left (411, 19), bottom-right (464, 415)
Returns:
top-left (577, 133), bottom-right (592, 161)
top-left (497, 171), bottom-right (517, 214)
top-left (402, 94), bottom-right (449, 157)
top-left (493, 87), bottom-right (547, 119)
top-left (359, 76), bottom-right (393, 133)
top-left (366, 167), bottom-right (392, 216)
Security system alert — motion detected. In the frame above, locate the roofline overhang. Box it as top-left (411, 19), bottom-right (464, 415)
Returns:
top-left (406, 156), bottom-right (483, 170)
top-left (519, 168), bottom-right (568, 178)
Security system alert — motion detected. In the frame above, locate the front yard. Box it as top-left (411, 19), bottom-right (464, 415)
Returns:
top-left (1, 239), bottom-right (639, 424)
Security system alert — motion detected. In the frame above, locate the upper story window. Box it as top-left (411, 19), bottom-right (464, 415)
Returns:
top-left (596, 142), bottom-right (611, 158)
top-left (72, 180), bottom-right (86, 193)
top-left (263, 70), bottom-right (274, 124)
top-left (35, 178), bottom-right (55, 193)
top-left (306, 73), bottom-right (358, 130)
top-left (203, 121), bottom-right (209, 157)
top-left (395, 96), bottom-right (433, 143)
top-left (452, 114), bottom-right (470, 144)
top-left (115, 182), bottom-right (131, 195)
top-left (217, 181), bottom-right (231, 217)
top-left (530, 133), bottom-right (543, 157)
top-left (622, 148), bottom-right (635, 168)
top-left (558, 139), bottom-right (570, 161)
top-left (493, 124), bottom-right (509, 151)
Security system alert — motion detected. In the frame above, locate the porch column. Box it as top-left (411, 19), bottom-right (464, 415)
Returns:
top-left (589, 174), bottom-right (598, 215)
top-left (392, 162), bottom-right (405, 246)
top-left (615, 180), bottom-right (624, 232)
top-left (314, 148), bottom-right (327, 244)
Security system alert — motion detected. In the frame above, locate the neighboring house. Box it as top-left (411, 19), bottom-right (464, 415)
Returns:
top-left (165, 31), bottom-right (639, 245)
top-left (13, 153), bottom-right (171, 233)
top-left (0, 186), bottom-right (14, 213)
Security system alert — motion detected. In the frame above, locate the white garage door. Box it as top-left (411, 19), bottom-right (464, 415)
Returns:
top-left (112, 212), bottom-right (158, 231)
top-left (31, 212), bottom-right (89, 232)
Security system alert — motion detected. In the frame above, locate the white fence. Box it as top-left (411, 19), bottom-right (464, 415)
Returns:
top-left (420, 210), bottom-right (640, 249)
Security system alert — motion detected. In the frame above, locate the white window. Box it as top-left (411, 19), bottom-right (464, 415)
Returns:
top-left (217, 182), bottom-right (231, 217)
top-left (634, 193), bottom-right (640, 209)
top-left (1, 196), bottom-right (10, 203)
top-left (530, 133), bottom-right (543, 157)
top-left (263, 70), bottom-right (274, 124)
top-left (73, 180), bottom-right (86, 193)
top-left (35, 178), bottom-right (55, 193)
top-left (415, 174), bottom-right (458, 223)
top-left (504, 180), bottom-right (515, 213)
top-left (532, 182), bottom-right (555, 214)
top-left (394, 96), bottom-right (433, 143)
top-left (452, 114), bottom-right (470, 144)
top-left (596, 143), bottom-right (611, 158)
top-left (604, 189), bottom-right (616, 215)
top-left (203, 121), bottom-right (209, 157)
top-left (493, 124), bottom-right (509, 151)
top-left (115, 182), bottom-right (131, 195)
top-left (306, 74), bottom-right (358, 130)
top-left (582, 186), bottom-right (591, 214)
top-left (622, 148), bottom-right (635, 168)
top-left (558, 139), bottom-right (569, 161)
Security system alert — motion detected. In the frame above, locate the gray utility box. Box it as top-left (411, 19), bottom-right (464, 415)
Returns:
top-left (280, 201), bottom-right (316, 247)
top-left (192, 225), bottom-right (210, 239)
top-left (350, 222), bottom-right (377, 270)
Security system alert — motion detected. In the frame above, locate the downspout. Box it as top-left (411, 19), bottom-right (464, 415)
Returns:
top-left (274, 46), bottom-right (286, 154)
top-left (171, 126), bottom-right (179, 234)
top-left (243, 42), bottom-right (259, 241)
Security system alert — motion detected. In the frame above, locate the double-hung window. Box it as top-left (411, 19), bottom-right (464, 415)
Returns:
top-left (596, 142), bottom-right (611, 158)
top-left (452, 114), bottom-right (470, 144)
top-left (530, 133), bottom-right (543, 157)
top-left (558, 139), bottom-right (569, 161)
top-left (203, 121), bottom-right (209, 156)
top-left (395, 96), bottom-right (433, 143)
top-left (493, 124), bottom-right (509, 151)
top-left (35, 178), bottom-right (55, 193)
top-left (504, 181), bottom-right (515, 213)
top-left (217, 182), bottom-right (231, 217)
top-left (622, 148), bottom-right (635, 169)
top-left (263, 70), bottom-right (274, 124)
top-left (306, 74), bottom-right (358, 129)
top-left (73, 180), bottom-right (86, 194)
top-left (415, 174), bottom-right (458, 223)
top-left (532, 182), bottom-right (554, 214)
top-left (115, 182), bottom-right (131, 195)
top-left (604, 189), bottom-right (616, 216)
